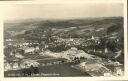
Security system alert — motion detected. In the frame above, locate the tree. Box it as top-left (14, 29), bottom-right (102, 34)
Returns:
top-left (99, 37), bottom-right (108, 53)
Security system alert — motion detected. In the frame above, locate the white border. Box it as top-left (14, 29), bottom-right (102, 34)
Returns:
top-left (0, 0), bottom-right (127, 81)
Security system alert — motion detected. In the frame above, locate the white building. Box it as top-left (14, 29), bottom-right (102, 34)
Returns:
top-left (24, 47), bottom-right (35, 54)
top-left (20, 60), bottom-right (39, 68)
top-left (104, 73), bottom-right (112, 77)
top-left (15, 53), bottom-right (24, 59)
top-left (114, 66), bottom-right (123, 76)
top-left (4, 62), bottom-right (11, 71)
top-left (12, 63), bottom-right (19, 70)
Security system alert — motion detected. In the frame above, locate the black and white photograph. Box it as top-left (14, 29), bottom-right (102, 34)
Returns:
top-left (3, 2), bottom-right (125, 77)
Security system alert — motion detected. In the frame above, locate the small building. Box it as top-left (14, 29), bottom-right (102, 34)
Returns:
top-left (104, 73), bottom-right (112, 77)
top-left (114, 66), bottom-right (123, 76)
top-left (91, 36), bottom-right (95, 40)
top-left (20, 59), bottom-right (39, 68)
top-left (24, 47), bottom-right (35, 54)
top-left (15, 53), bottom-right (24, 59)
top-left (4, 62), bottom-right (11, 71)
top-left (12, 62), bottom-right (19, 70)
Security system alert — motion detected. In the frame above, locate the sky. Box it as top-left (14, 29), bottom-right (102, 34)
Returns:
top-left (3, 2), bottom-right (123, 20)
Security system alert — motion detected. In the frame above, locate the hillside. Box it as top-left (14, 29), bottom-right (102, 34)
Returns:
top-left (4, 17), bottom-right (124, 63)
top-left (4, 17), bottom-right (123, 39)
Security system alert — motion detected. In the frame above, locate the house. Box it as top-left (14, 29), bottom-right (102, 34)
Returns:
top-left (15, 53), bottom-right (24, 59)
top-left (24, 47), bottom-right (35, 54)
top-left (4, 61), bottom-right (21, 71)
top-left (91, 36), bottom-right (95, 40)
top-left (20, 59), bottom-right (39, 69)
top-left (22, 42), bottom-right (29, 46)
top-left (104, 72), bottom-right (112, 77)
top-left (5, 39), bottom-right (13, 42)
top-left (4, 62), bottom-right (11, 71)
top-left (12, 62), bottom-right (19, 70)
top-left (115, 67), bottom-right (123, 76)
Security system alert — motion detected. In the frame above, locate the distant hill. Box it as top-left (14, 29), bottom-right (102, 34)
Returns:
top-left (4, 17), bottom-right (123, 40)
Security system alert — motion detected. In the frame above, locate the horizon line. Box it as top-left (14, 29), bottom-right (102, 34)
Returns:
top-left (5, 16), bottom-right (123, 22)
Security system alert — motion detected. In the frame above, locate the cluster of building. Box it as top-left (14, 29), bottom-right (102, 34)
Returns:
top-left (4, 33), bottom-right (123, 77)
top-left (73, 57), bottom-right (123, 76)
top-left (40, 47), bottom-right (93, 60)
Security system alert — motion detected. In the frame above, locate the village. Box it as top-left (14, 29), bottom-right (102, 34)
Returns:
top-left (4, 33), bottom-right (124, 77)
